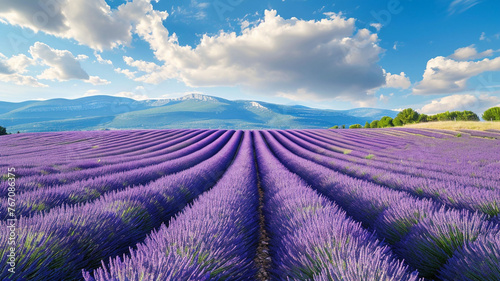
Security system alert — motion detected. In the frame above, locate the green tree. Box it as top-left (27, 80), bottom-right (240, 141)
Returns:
top-left (436, 111), bottom-right (456, 121)
top-left (396, 108), bottom-right (419, 125)
top-left (370, 120), bottom-right (379, 128)
top-left (417, 114), bottom-right (428, 123)
top-left (364, 121), bottom-right (370, 128)
top-left (428, 110), bottom-right (479, 121)
top-left (349, 124), bottom-right (362, 129)
top-left (483, 107), bottom-right (500, 121)
top-left (392, 117), bottom-right (403, 126)
top-left (427, 115), bottom-right (438, 122)
top-left (457, 111), bottom-right (479, 121)
top-left (379, 116), bottom-right (394, 128)
top-left (341, 125), bottom-right (346, 129)
top-left (0, 126), bottom-right (7, 136)
top-left (330, 125), bottom-right (339, 129)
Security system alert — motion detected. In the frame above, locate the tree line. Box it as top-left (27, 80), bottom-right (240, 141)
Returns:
top-left (330, 106), bottom-right (500, 129)
top-left (0, 126), bottom-right (20, 135)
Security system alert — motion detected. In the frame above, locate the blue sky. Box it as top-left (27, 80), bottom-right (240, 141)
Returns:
top-left (1, 0), bottom-right (499, 114)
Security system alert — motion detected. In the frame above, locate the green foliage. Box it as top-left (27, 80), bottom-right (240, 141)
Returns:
top-left (353, 108), bottom-right (479, 131)
top-left (456, 133), bottom-right (462, 138)
top-left (427, 115), bottom-right (437, 122)
top-left (396, 108), bottom-right (419, 125)
top-left (349, 124), bottom-right (362, 129)
top-left (449, 111), bottom-right (462, 121)
top-left (392, 117), bottom-right (403, 126)
top-left (457, 111), bottom-right (480, 121)
top-left (0, 126), bottom-right (7, 136)
top-left (417, 114), bottom-right (428, 123)
top-left (379, 116), bottom-right (394, 128)
top-left (428, 111), bottom-right (480, 122)
top-left (341, 125), bottom-right (346, 129)
top-left (330, 125), bottom-right (339, 129)
top-left (482, 107), bottom-right (500, 121)
top-left (364, 121), bottom-right (370, 128)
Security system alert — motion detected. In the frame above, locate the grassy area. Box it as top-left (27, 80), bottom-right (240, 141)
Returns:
top-left (403, 121), bottom-right (500, 131)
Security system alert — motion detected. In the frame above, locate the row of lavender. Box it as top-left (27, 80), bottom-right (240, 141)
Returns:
top-left (83, 131), bottom-right (422, 280)
top-left (1, 130), bottom-right (197, 179)
top-left (302, 128), bottom-right (500, 181)
top-left (253, 132), bottom-right (420, 280)
top-left (84, 131), bottom-right (260, 280)
top-left (1, 128), bottom-right (499, 280)
top-left (0, 131), bottom-right (234, 219)
top-left (71, 128), bottom-right (500, 280)
top-left (0, 130), bottom-right (243, 280)
top-left (261, 129), bottom-right (500, 280)
top-left (0, 130), bottom-right (232, 217)
top-left (82, 128), bottom-right (500, 280)
top-left (0, 130), bottom-right (207, 192)
top-left (272, 130), bottom-right (500, 220)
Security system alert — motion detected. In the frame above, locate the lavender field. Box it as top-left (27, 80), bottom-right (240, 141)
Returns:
top-left (1, 128), bottom-right (500, 281)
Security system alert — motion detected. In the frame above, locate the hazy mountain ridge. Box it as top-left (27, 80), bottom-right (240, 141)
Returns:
top-left (0, 94), bottom-right (397, 132)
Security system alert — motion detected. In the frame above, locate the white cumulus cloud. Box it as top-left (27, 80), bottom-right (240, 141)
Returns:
top-left (420, 94), bottom-right (500, 114)
top-left (0, 52), bottom-right (47, 87)
top-left (450, 45), bottom-right (494, 60)
top-left (86, 76), bottom-right (110, 85)
top-left (76, 54), bottom-right (89, 61)
top-left (0, 0), bottom-right (139, 50)
top-left (413, 55), bottom-right (500, 95)
top-left (124, 9), bottom-right (387, 103)
top-left (1, 43), bottom-right (108, 87)
top-left (0, 1), bottom-right (406, 104)
top-left (370, 23), bottom-right (382, 32)
top-left (94, 52), bottom-right (113, 65)
top-left (114, 67), bottom-right (137, 79)
top-left (120, 56), bottom-right (166, 84)
top-left (0, 73), bottom-right (48, 87)
top-left (384, 71), bottom-right (411, 89)
top-left (3, 54), bottom-right (33, 74)
top-left (25, 42), bottom-right (108, 85)
top-left (123, 56), bottom-right (161, 73)
top-left (30, 42), bottom-right (90, 81)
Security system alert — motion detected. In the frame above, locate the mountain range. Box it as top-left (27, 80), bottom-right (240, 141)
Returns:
top-left (0, 94), bottom-right (397, 132)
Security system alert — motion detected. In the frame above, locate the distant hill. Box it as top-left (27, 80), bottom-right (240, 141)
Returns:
top-left (0, 94), bottom-right (397, 132)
